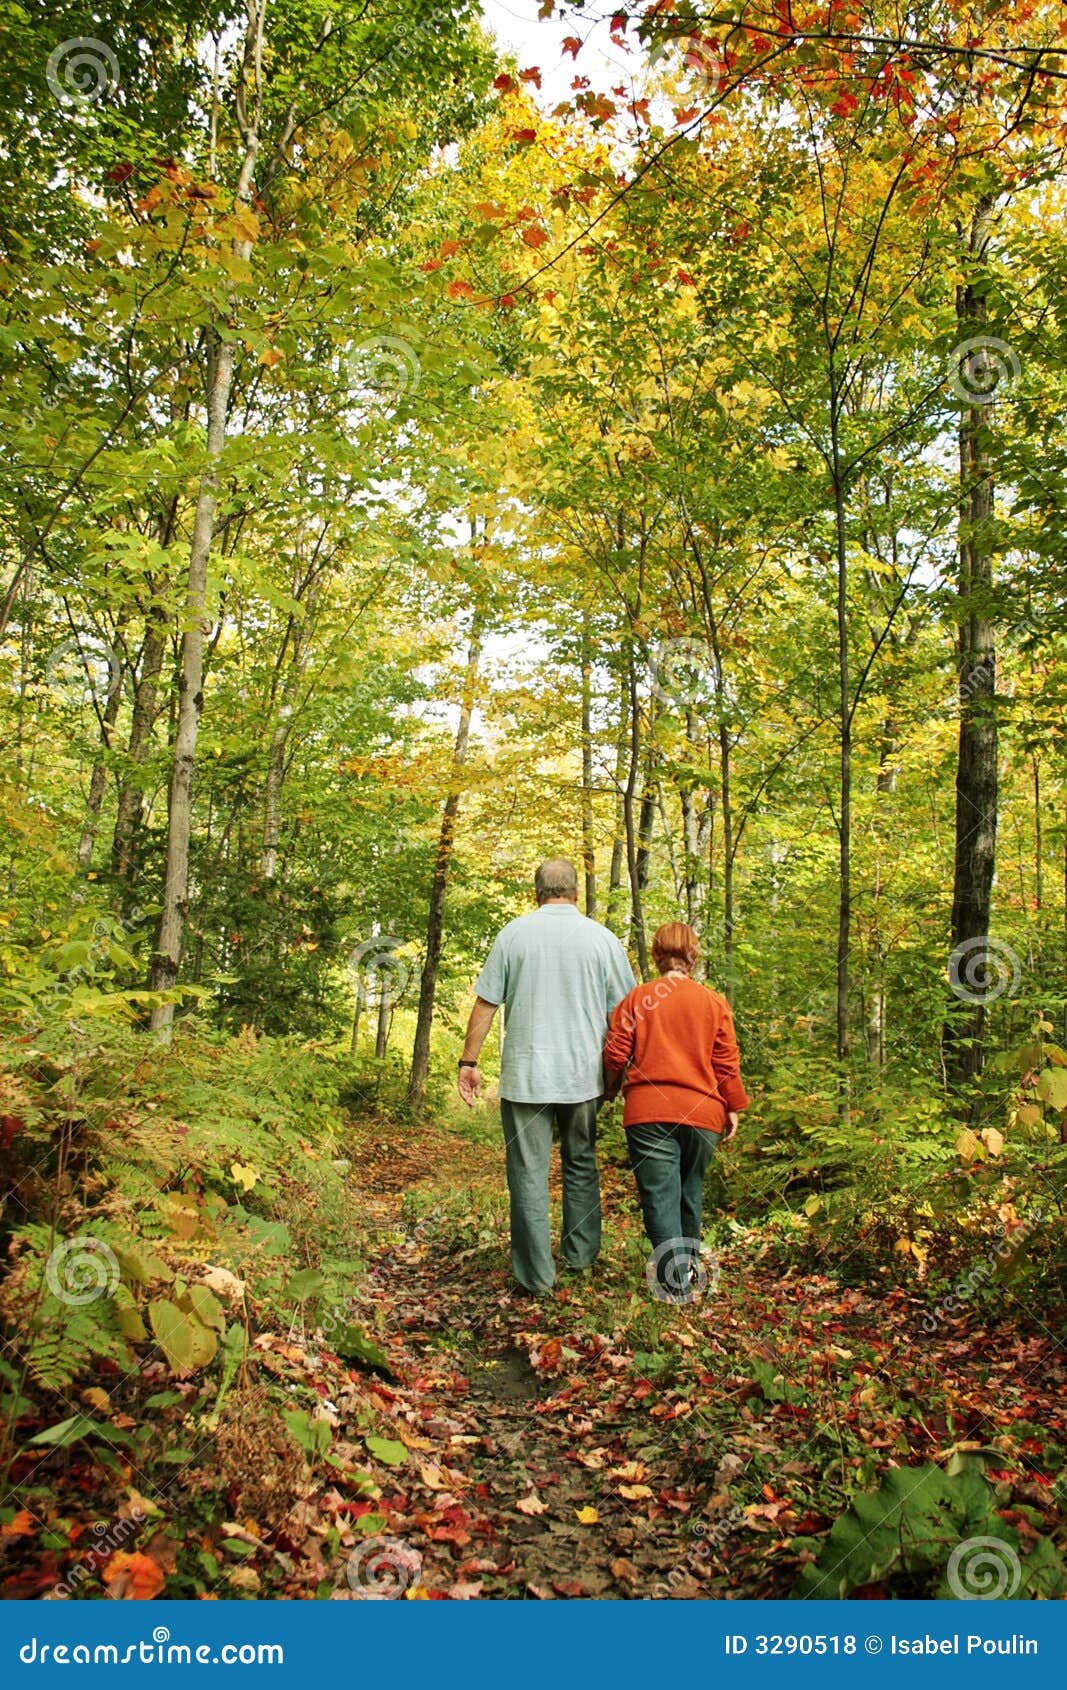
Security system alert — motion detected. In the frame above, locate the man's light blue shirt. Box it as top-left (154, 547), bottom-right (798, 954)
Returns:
top-left (474, 903), bottom-right (637, 1104)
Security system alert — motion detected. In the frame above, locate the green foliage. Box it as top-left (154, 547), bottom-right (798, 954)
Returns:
top-left (794, 1457), bottom-right (1066, 1600)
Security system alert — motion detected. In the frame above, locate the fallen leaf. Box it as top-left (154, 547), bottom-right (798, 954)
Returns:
top-left (515, 1494), bottom-right (547, 1515)
top-left (575, 1505), bottom-right (599, 1524)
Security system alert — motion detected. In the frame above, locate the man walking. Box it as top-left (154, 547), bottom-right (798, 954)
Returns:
top-left (457, 859), bottom-right (636, 1292)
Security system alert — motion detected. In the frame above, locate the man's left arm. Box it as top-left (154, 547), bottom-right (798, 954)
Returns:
top-left (458, 996), bottom-right (499, 1106)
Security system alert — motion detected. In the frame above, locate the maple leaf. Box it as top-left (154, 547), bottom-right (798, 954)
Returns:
top-left (520, 67), bottom-right (542, 89)
top-left (103, 1551), bottom-right (166, 1600)
top-left (522, 226), bottom-right (549, 249)
top-left (447, 279), bottom-right (475, 300)
top-left (562, 37), bottom-right (582, 59)
top-left (510, 128), bottom-right (538, 145)
top-left (0, 1510), bottom-right (36, 1538)
top-left (515, 1493), bottom-right (547, 1515)
top-left (575, 1505), bottom-right (599, 1524)
top-left (493, 74), bottom-right (515, 93)
top-left (618, 1483), bottom-right (654, 1500)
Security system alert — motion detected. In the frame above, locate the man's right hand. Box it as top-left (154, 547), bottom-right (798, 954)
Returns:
top-left (722, 1110), bottom-right (740, 1142)
top-left (457, 1065), bottom-right (482, 1107)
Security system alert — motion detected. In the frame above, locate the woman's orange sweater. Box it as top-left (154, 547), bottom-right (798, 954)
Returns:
top-left (603, 973), bottom-right (749, 1132)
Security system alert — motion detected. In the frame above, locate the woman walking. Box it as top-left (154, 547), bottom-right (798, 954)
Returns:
top-left (603, 922), bottom-right (748, 1302)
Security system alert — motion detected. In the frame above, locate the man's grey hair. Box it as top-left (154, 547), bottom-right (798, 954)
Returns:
top-left (534, 858), bottom-right (579, 904)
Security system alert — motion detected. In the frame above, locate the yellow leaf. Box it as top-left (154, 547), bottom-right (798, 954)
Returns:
top-left (81, 1387), bottom-right (111, 1413)
top-left (575, 1505), bottom-right (599, 1524)
top-left (230, 1162), bottom-right (257, 1192)
top-left (981, 1127), bottom-right (1004, 1157)
top-left (617, 1483), bottom-right (654, 1500)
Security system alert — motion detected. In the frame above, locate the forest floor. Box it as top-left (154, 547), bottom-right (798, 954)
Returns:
top-left (3, 1105), bottom-right (1066, 1601)
top-left (307, 1110), bottom-right (1067, 1601)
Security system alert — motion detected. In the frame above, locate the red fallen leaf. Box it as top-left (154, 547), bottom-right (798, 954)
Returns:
top-left (429, 1525), bottom-right (471, 1546)
top-left (633, 1379), bottom-right (654, 1400)
top-left (493, 73), bottom-right (515, 92)
top-left (510, 128), bottom-right (538, 145)
top-left (562, 36), bottom-right (582, 58)
top-left (105, 162), bottom-right (133, 184)
top-left (553, 1579), bottom-right (584, 1596)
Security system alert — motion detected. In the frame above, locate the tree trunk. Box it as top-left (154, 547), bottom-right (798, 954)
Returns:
top-left (946, 197), bottom-right (999, 1089)
top-left (830, 390), bottom-right (852, 1109)
top-left (406, 618), bottom-right (483, 1109)
top-left (77, 679), bottom-right (123, 871)
top-left (148, 19), bottom-right (263, 1034)
top-left (623, 646), bottom-right (650, 980)
top-left (374, 984), bottom-right (391, 1060)
top-left (606, 661), bottom-right (630, 935)
top-left (580, 623), bottom-right (597, 918)
top-left (112, 618), bottom-right (167, 886)
top-left (719, 720), bottom-right (736, 1007)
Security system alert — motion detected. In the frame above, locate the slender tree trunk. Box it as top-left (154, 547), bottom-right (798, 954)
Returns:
top-left (77, 680), bottom-right (123, 871)
top-left (606, 661), bottom-right (630, 935)
top-left (148, 18), bottom-right (263, 1034)
top-left (946, 197), bottom-right (999, 1088)
top-left (406, 618), bottom-right (483, 1109)
top-left (112, 618), bottom-right (167, 885)
top-left (830, 393), bottom-right (852, 1109)
top-left (349, 975), bottom-right (366, 1056)
top-left (580, 622), bottom-right (597, 918)
top-left (623, 647), bottom-right (650, 980)
top-left (719, 720), bottom-right (736, 1007)
top-left (374, 985), bottom-right (391, 1060)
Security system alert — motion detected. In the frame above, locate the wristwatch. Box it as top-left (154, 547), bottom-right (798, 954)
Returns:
top-left (458, 1059), bottom-right (478, 1069)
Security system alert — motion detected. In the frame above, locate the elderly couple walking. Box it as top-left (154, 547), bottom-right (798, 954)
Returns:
top-left (457, 859), bottom-right (748, 1301)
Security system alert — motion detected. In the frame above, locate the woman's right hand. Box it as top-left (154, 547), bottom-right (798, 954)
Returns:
top-left (722, 1111), bottom-right (739, 1142)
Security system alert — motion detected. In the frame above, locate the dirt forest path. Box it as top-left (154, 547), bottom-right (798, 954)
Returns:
top-left (314, 1113), bottom-right (1067, 1602)
top-left (345, 1128), bottom-right (753, 1600)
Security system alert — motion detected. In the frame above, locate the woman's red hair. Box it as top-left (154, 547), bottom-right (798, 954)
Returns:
top-left (651, 921), bottom-right (700, 974)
